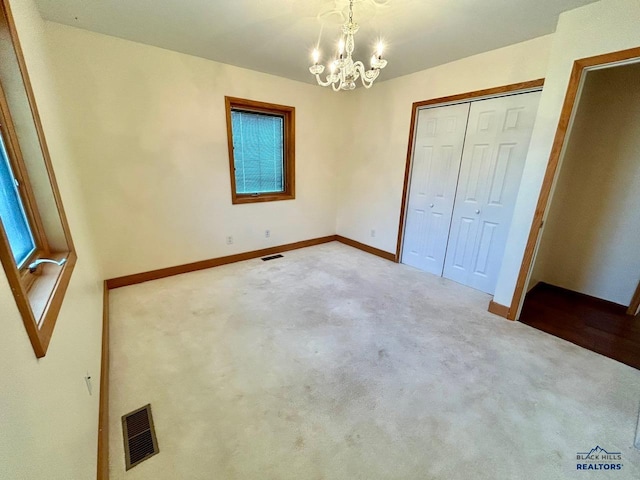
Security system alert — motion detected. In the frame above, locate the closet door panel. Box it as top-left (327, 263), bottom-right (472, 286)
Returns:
top-left (443, 91), bottom-right (541, 293)
top-left (402, 102), bottom-right (470, 275)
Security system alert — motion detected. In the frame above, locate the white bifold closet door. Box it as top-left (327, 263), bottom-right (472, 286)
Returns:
top-left (442, 92), bottom-right (541, 293)
top-left (402, 90), bottom-right (541, 294)
top-left (402, 102), bottom-right (470, 275)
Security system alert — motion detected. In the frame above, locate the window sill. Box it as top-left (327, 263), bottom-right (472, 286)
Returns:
top-left (232, 192), bottom-right (295, 204)
top-left (10, 250), bottom-right (77, 357)
top-left (27, 252), bottom-right (68, 321)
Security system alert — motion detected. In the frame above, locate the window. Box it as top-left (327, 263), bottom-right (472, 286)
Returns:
top-left (0, 0), bottom-right (76, 358)
top-left (225, 97), bottom-right (295, 204)
top-left (0, 133), bottom-right (35, 267)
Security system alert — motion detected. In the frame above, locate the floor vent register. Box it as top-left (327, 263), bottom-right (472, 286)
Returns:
top-left (122, 404), bottom-right (159, 470)
top-left (262, 254), bottom-right (284, 261)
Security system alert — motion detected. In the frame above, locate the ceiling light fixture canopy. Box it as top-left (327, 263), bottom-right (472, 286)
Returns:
top-left (309, 0), bottom-right (387, 91)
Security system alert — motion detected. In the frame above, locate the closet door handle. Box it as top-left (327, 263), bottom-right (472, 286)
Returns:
top-left (429, 203), bottom-right (434, 208)
top-left (475, 209), bottom-right (480, 215)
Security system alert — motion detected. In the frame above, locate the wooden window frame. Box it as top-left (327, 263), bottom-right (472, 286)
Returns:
top-left (0, 80), bottom-right (47, 269)
top-left (224, 96), bottom-right (295, 204)
top-left (0, 0), bottom-right (76, 358)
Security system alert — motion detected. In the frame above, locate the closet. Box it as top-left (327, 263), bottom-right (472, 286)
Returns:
top-left (401, 91), bottom-right (541, 294)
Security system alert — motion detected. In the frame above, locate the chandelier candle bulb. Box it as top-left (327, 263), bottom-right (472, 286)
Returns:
top-left (308, 0), bottom-right (388, 91)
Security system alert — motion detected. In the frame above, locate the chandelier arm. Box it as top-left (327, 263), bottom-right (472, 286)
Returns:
top-left (353, 61), bottom-right (373, 88)
top-left (354, 64), bottom-right (366, 86)
top-left (363, 70), bottom-right (380, 88)
top-left (315, 74), bottom-right (334, 87)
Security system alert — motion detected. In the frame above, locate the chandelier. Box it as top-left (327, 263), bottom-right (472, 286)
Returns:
top-left (309, 0), bottom-right (388, 91)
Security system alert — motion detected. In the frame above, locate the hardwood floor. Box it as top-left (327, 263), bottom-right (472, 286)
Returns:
top-left (519, 282), bottom-right (640, 370)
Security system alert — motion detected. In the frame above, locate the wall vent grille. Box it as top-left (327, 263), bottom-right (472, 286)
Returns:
top-left (122, 404), bottom-right (159, 470)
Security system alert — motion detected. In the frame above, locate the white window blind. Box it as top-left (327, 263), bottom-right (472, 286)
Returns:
top-left (231, 110), bottom-right (284, 194)
top-left (0, 133), bottom-right (35, 266)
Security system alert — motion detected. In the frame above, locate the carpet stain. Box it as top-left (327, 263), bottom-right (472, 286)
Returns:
top-left (344, 433), bottom-right (361, 447)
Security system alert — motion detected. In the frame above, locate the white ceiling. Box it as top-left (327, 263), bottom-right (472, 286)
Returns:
top-left (34, 0), bottom-right (600, 84)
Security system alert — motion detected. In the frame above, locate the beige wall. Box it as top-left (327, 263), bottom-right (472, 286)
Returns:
top-left (493, 0), bottom-right (640, 312)
top-left (335, 34), bottom-right (554, 255)
top-left (530, 63), bottom-right (640, 306)
top-left (0, 1), bottom-right (103, 479)
top-left (3, 1), bottom-right (640, 476)
top-left (43, 22), bottom-right (347, 280)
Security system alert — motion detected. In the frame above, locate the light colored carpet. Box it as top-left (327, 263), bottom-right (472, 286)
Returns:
top-left (108, 242), bottom-right (640, 479)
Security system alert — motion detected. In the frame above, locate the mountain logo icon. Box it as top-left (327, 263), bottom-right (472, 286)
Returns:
top-left (577, 446), bottom-right (621, 457)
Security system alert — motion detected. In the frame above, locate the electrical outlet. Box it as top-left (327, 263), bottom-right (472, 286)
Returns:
top-left (265, 230), bottom-right (270, 238)
top-left (370, 229), bottom-right (376, 238)
top-left (226, 236), bottom-right (233, 245)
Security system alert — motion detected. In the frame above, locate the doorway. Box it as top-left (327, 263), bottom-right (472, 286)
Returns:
top-left (519, 61), bottom-right (640, 369)
top-left (400, 88), bottom-right (541, 294)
